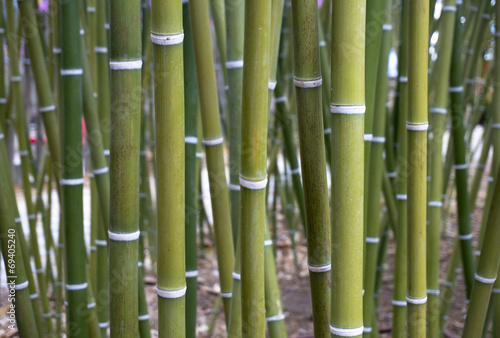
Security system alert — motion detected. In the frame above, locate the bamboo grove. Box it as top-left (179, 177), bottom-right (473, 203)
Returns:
top-left (1, 0), bottom-right (500, 336)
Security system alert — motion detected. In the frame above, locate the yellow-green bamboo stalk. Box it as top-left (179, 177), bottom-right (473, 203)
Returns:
top-left (329, 0), bottom-right (365, 336)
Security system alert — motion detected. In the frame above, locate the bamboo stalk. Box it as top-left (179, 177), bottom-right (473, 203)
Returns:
top-left (406, 0), bottom-right (429, 334)
top-left (329, 0), bottom-right (365, 336)
top-left (290, 0), bottom-right (330, 334)
top-left (108, 0), bottom-right (142, 333)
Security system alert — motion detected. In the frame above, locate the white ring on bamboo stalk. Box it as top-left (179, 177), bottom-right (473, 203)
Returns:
top-left (232, 272), bottom-right (241, 280)
top-left (15, 217), bottom-right (21, 223)
top-left (493, 288), bottom-right (500, 294)
top-left (157, 285), bottom-right (187, 298)
top-left (291, 168), bottom-right (300, 175)
top-left (103, 149), bottom-right (110, 156)
top-left (382, 24), bottom-right (392, 31)
top-left (387, 171), bottom-right (397, 178)
top-left (475, 273), bottom-right (496, 284)
top-left (428, 201), bottom-right (443, 207)
top-left (443, 281), bottom-right (453, 287)
top-left (268, 81), bottom-right (277, 90)
top-left (239, 176), bottom-right (268, 190)
top-left (220, 292), bottom-right (232, 298)
top-left (319, 40), bottom-right (327, 47)
top-left (0, 98), bottom-right (6, 104)
top-left (307, 263), bottom-right (331, 273)
top-left (151, 32), bottom-right (184, 45)
top-left (139, 193), bottom-right (147, 198)
top-left (87, 6), bottom-right (95, 12)
top-left (396, 194), bottom-right (407, 200)
top-left (226, 60), bottom-right (244, 69)
top-left (30, 293), bottom-right (38, 299)
top-left (406, 123), bottom-right (428, 131)
top-left (489, 177), bottom-right (494, 182)
top-left (138, 314), bottom-right (150, 321)
top-left (140, 151), bottom-right (146, 156)
top-left (61, 178), bottom-right (85, 185)
top-left (449, 86), bottom-right (463, 92)
top-left (93, 166), bottom-right (109, 175)
top-left (458, 233), bottom-right (472, 240)
top-left (39, 105), bottom-right (56, 113)
top-left (95, 239), bottom-right (107, 246)
top-left (366, 237), bottom-right (380, 244)
top-left (138, 262), bottom-right (144, 267)
top-left (0, 28), bottom-right (4, 34)
top-left (466, 78), bottom-right (475, 84)
top-left (95, 46), bottom-right (108, 53)
top-left (324, 128), bottom-right (331, 135)
top-left (469, 5), bottom-right (478, 11)
top-left (229, 183), bottom-right (240, 191)
top-left (35, 267), bottom-right (44, 273)
top-left (87, 302), bottom-right (96, 309)
top-left (18, 150), bottom-right (29, 156)
top-left (109, 60), bottom-right (143, 70)
top-left (266, 313), bottom-right (285, 322)
top-left (53, 47), bottom-right (61, 54)
top-left (426, 289), bottom-right (440, 295)
top-left (196, 152), bottom-right (202, 158)
top-left (14, 281), bottom-right (29, 290)
top-left (399, 76), bottom-right (408, 83)
top-left (494, 32), bottom-right (500, 38)
top-left (492, 123), bottom-right (500, 129)
top-left (42, 312), bottom-right (51, 318)
top-left (185, 270), bottom-right (198, 278)
top-left (475, 250), bottom-right (481, 256)
top-left (202, 137), bottom-right (223, 146)
top-left (454, 163), bottom-right (468, 170)
top-left (104, 23), bottom-right (110, 30)
top-left (371, 136), bottom-right (385, 143)
top-left (185, 136), bottom-right (198, 144)
top-left (99, 322), bottom-right (108, 328)
top-left (364, 134), bottom-right (373, 141)
top-left (264, 239), bottom-right (273, 246)
top-left (108, 230), bottom-right (140, 241)
top-left (430, 107), bottom-right (447, 114)
top-left (363, 327), bottom-right (373, 333)
top-left (329, 325), bottom-right (364, 336)
top-left (293, 77), bottom-right (322, 88)
top-left (275, 96), bottom-right (286, 103)
top-left (406, 296), bottom-right (427, 305)
top-left (66, 282), bottom-right (88, 291)
top-left (481, 13), bottom-right (490, 19)
top-left (330, 105), bottom-right (366, 115)
top-left (10, 75), bottom-right (21, 82)
top-left (442, 5), bottom-right (456, 11)
top-left (61, 69), bottom-right (83, 76)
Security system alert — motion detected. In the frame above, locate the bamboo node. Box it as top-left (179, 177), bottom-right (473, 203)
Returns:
top-left (406, 123), bottom-right (428, 131)
top-left (398, 76), bottom-right (408, 83)
top-left (492, 123), bottom-right (500, 129)
top-left (474, 273), bottom-right (496, 284)
top-left (19, 150), bottom-right (29, 156)
top-left (10, 76), bottom-right (21, 82)
top-left (426, 289), bottom-right (440, 295)
top-left (87, 302), bottom-right (96, 309)
top-left (364, 134), bottom-right (373, 141)
top-left (392, 299), bottom-right (407, 307)
top-left (151, 32), bottom-right (184, 46)
top-left (324, 128), bottom-right (332, 135)
top-left (95, 46), bottom-right (108, 53)
top-left (196, 152), bottom-right (202, 158)
top-left (95, 239), bottom-right (107, 246)
top-left (93, 166), bottom-right (109, 175)
top-left (264, 239), bottom-right (273, 246)
top-left (53, 48), bottom-right (61, 54)
top-left (226, 60), bottom-right (244, 69)
top-left (103, 149), bottom-right (110, 156)
top-left (382, 24), bottom-right (392, 31)
top-left (220, 292), bottom-right (232, 298)
top-left (109, 60), bottom-right (143, 70)
top-left (329, 324), bottom-right (364, 337)
top-left (229, 183), bottom-right (240, 191)
top-left (319, 41), bottom-right (327, 47)
top-left (291, 168), bottom-right (300, 175)
top-left (266, 313), bottom-right (285, 322)
top-left (156, 285), bottom-right (187, 299)
top-left (396, 194), bottom-right (407, 200)
top-left (239, 176), bottom-right (268, 190)
top-left (108, 230), bottom-right (141, 241)
top-left (293, 77), bottom-right (322, 88)
top-left (60, 68), bottom-right (83, 76)
top-left (493, 288), bottom-right (500, 294)
top-left (330, 105), bottom-right (366, 115)
top-left (458, 233), bottom-right (472, 240)
top-left (186, 270), bottom-right (198, 278)
top-left (185, 136), bottom-right (198, 144)
top-left (274, 96), bottom-right (286, 103)
top-left (453, 163), bottom-right (468, 170)
top-left (387, 171), bottom-right (397, 178)
top-left (39, 105), bottom-right (56, 113)
top-left (232, 272), bottom-right (241, 280)
top-left (30, 293), bottom-right (38, 299)
top-left (363, 327), bottom-right (373, 333)
top-left (307, 263), bottom-right (331, 273)
top-left (61, 178), bottom-right (85, 185)
top-left (66, 282), bottom-right (88, 291)
top-left (371, 136), bottom-right (385, 144)
top-left (442, 6), bottom-right (456, 12)
top-left (138, 314), bottom-right (150, 321)
top-left (42, 312), bottom-right (51, 318)
top-left (87, 6), bottom-right (95, 12)
top-left (449, 86), bottom-right (463, 92)
top-left (99, 322), bottom-right (108, 328)
top-left (202, 137), bottom-right (223, 146)
top-left (268, 81), bottom-right (277, 90)
top-left (469, 5), bottom-right (477, 11)
top-left (35, 267), bottom-right (44, 273)
top-left (429, 107), bottom-right (447, 114)
top-left (428, 201), bottom-right (443, 207)
top-left (405, 295), bottom-right (427, 305)
top-left (365, 237), bottom-right (380, 244)
top-left (0, 98), bottom-right (7, 104)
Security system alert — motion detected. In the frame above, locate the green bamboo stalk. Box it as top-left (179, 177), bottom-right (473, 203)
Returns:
top-left (363, 1), bottom-right (392, 333)
top-left (439, 238), bottom-right (461, 334)
top-left (406, 0), bottom-right (428, 334)
top-left (108, 0), bottom-right (142, 333)
top-left (470, 119), bottom-right (492, 208)
top-left (392, 1), bottom-right (409, 334)
top-left (188, 0), bottom-right (235, 320)
top-left (448, 0), bottom-right (476, 300)
top-left (290, 0), bottom-right (330, 334)
top-left (182, 2), bottom-right (199, 336)
top-left (60, 0), bottom-right (89, 335)
top-left (151, 0), bottom-right (186, 333)
top-left (0, 125), bottom-right (39, 337)
top-left (329, 0), bottom-right (365, 337)
top-left (225, 0), bottom-right (244, 247)
top-left (0, 11), bottom-right (6, 123)
top-left (426, 1), bottom-right (456, 335)
top-left (240, 0), bottom-right (271, 334)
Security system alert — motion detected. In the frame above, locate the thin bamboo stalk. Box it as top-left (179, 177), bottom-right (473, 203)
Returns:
top-left (329, 0), bottom-right (365, 337)
top-left (108, 0), bottom-right (142, 333)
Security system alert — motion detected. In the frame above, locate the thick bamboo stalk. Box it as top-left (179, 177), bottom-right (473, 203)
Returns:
top-left (151, 0), bottom-right (186, 333)
top-left (407, 0), bottom-right (428, 334)
top-left (188, 0), bottom-right (235, 320)
top-left (240, 0), bottom-right (271, 334)
top-left (330, 0), bottom-right (365, 337)
top-left (108, 0), bottom-right (142, 334)
top-left (60, 0), bottom-right (89, 335)
top-left (290, 0), bottom-right (330, 334)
